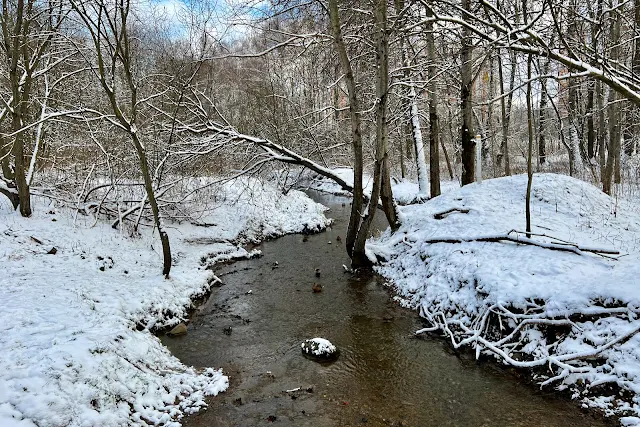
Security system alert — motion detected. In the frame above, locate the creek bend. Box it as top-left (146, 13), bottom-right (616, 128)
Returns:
top-left (162, 191), bottom-right (611, 427)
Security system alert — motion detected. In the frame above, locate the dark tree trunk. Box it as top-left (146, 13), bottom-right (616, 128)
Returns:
top-left (328, 0), bottom-right (365, 259)
top-left (460, 0), bottom-right (475, 185)
top-left (352, 0), bottom-right (397, 266)
top-left (426, 3), bottom-right (441, 197)
top-left (597, 81), bottom-right (606, 174)
top-left (526, 53), bottom-right (534, 237)
top-left (538, 59), bottom-right (550, 165)
top-left (627, 0), bottom-right (640, 156)
top-left (603, 10), bottom-right (621, 194)
top-left (586, 80), bottom-right (595, 159)
top-left (497, 49), bottom-right (514, 176)
top-left (5, 0), bottom-right (33, 217)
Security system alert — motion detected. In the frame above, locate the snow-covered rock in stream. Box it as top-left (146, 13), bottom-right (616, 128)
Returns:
top-left (368, 173), bottom-right (640, 423)
top-left (0, 176), bottom-right (330, 426)
top-left (301, 338), bottom-right (338, 361)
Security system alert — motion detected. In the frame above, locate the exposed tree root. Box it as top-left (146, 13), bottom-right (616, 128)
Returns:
top-left (415, 299), bottom-right (640, 412)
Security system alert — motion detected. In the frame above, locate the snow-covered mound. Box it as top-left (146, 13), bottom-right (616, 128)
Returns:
top-left (302, 167), bottom-right (460, 203)
top-left (369, 173), bottom-right (640, 423)
top-left (181, 178), bottom-right (331, 244)
top-left (0, 177), bottom-right (329, 426)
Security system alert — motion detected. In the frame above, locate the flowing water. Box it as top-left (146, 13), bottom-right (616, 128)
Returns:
top-left (162, 192), bottom-right (612, 427)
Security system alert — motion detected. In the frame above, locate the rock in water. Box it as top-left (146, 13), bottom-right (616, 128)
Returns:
top-left (301, 338), bottom-right (338, 361)
top-left (167, 322), bottom-right (188, 336)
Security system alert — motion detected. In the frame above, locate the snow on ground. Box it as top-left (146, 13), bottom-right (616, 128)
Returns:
top-left (301, 167), bottom-right (461, 203)
top-left (0, 177), bottom-right (330, 426)
top-left (368, 173), bottom-right (640, 424)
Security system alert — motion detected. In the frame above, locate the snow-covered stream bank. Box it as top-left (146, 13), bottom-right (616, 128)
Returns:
top-left (0, 178), bottom-right (330, 426)
top-left (167, 190), bottom-right (609, 427)
top-left (368, 174), bottom-right (640, 425)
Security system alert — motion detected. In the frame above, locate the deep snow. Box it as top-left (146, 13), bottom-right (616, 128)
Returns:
top-left (0, 177), bottom-right (330, 426)
top-left (368, 173), bottom-right (640, 424)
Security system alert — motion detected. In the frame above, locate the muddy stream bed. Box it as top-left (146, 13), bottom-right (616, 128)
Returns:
top-left (162, 192), bottom-right (612, 427)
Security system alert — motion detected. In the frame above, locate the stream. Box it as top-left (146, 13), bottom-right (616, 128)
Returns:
top-left (162, 192), bottom-right (612, 427)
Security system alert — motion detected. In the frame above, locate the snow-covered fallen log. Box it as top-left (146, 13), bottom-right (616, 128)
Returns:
top-left (418, 229), bottom-right (620, 257)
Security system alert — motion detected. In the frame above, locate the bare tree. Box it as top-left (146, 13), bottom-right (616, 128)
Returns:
top-left (327, 0), bottom-right (365, 259)
top-left (0, 0), bottom-right (67, 215)
top-left (71, 0), bottom-right (172, 276)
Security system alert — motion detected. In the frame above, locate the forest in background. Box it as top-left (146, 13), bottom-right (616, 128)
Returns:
top-left (2, 0), bottom-right (639, 270)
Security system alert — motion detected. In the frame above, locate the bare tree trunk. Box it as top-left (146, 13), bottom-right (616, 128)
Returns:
top-left (488, 55), bottom-right (497, 176)
top-left (131, 133), bottom-right (172, 276)
top-left (4, 0), bottom-right (32, 216)
top-left (441, 139), bottom-right (454, 180)
top-left (586, 80), bottom-right (596, 160)
top-left (0, 136), bottom-right (12, 181)
top-left (538, 58), bottom-right (550, 166)
top-left (627, 0), bottom-right (640, 156)
top-left (0, 137), bottom-right (19, 208)
top-left (497, 49), bottom-right (514, 176)
top-left (526, 53), bottom-right (534, 237)
top-left (426, 3), bottom-right (441, 197)
top-left (603, 9), bottom-right (621, 194)
top-left (567, 82), bottom-right (583, 173)
top-left (603, 89), bottom-right (619, 194)
top-left (328, 0), bottom-right (365, 259)
top-left (597, 81), bottom-right (606, 175)
top-left (614, 131), bottom-right (621, 184)
top-left (409, 91), bottom-right (429, 195)
top-left (460, 0), bottom-right (475, 185)
top-left (376, 0), bottom-right (398, 230)
top-left (352, 0), bottom-right (397, 266)
top-left (566, 0), bottom-right (584, 172)
top-left (10, 115), bottom-right (31, 217)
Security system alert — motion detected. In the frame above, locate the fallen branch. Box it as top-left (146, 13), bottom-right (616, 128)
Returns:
top-left (422, 229), bottom-right (619, 257)
top-left (183, 124), bottom-right (356, 195)
top-left (433, 207), bottom-right (470, 219)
